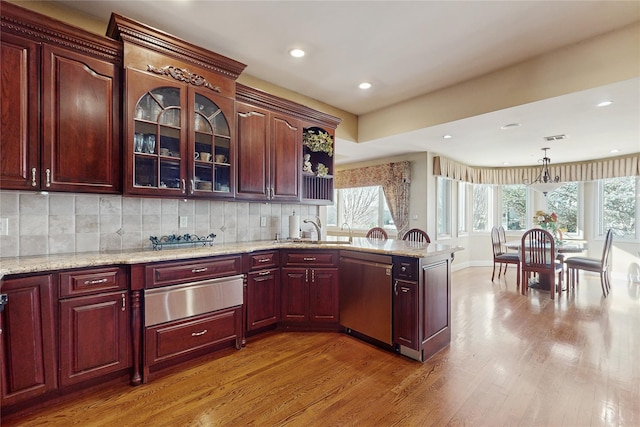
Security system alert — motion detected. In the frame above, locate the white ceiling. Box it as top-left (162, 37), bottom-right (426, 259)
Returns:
top-left (53, 0), bottom-right (640, 167)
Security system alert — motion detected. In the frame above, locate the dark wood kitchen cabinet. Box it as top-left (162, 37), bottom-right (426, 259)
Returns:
top-left (0, 274), bottom-right (57, 408)
top-left (58, 267), bottom-right (130, 388)
top-left (0, 2), bottom-right (122, 193)
top-left (108, 13), bottom-right (246, 199)
top-left (280, 250), bottom-right (339, 327)
top-left (245, 251), bottom-right (281, 332)
top-left (236, 99), bottom-right (302, 202)
top-left (392, 254), bottom-right (452, 362)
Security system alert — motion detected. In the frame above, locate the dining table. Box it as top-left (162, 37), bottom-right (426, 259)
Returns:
top-left (504, 239), bottom-right (588, 291)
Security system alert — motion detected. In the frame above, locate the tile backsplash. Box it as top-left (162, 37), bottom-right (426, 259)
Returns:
top-left (0, 191), bottom-right (318, 257)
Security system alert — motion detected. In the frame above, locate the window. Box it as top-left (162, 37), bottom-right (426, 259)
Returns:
top-left (547, 182), bottom-right (580, 237)
top-left (473, 184), bottom-right (493, 232)
top-left (598, 176), bottom-right (637, 239)
top-left (437, 177), bottom-right (451, 238)
top-left (458, 182), bottom-right (468, 235)
top-left (327, 186), bottom-right (394, 231)
top-left (501, 184), bottom-right (527, 231)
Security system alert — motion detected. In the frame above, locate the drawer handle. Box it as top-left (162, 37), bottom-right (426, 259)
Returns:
top-left (84, 278), bottom-right (108, 285)
top-left (258, 271), bottom-right (271, 276)
top-left (401, 287), bottom-right (410, 293)
top-left (191, 329), bottom-right (208, 337)
top-left (303, 257), bottom-right (316, 261)
top-left (257, 258), bottom-right (270, 263)
top-left (401, 266), bottom-right (407, 272)
top-left (191, 268), bottom-right (208, 273)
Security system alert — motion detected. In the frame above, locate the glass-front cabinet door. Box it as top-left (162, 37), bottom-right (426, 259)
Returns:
top-left (125, 68), bottom-right (235, 198)
top-left (189, 90), bottom-right (234, 197)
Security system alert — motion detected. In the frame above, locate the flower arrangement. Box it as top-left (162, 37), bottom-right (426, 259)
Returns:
top-left (316, 163), bottom-right (329, 177)
top-left (534, 210), bottom-right (561, 242)
top-left (303, 130), bottom-right (333, 157)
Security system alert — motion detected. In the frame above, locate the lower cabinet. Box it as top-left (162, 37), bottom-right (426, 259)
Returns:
top-left (0, 274), bottom-right (57, 407)
top-left (58, 291), bottom-right (130, 387)
top-left (393, 279), bottom-right (418, 349)
top-left (145, 307), bottom-right (242, 367)
top-left (280, 250), bottom-right (339, 327)
top-left (246, 268), bottom-right (281, 331)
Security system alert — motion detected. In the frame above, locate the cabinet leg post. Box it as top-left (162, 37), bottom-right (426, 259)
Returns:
top-left (130, 290), bottom-right (143, 386)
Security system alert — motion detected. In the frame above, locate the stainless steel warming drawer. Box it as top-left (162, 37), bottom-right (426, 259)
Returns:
top-left (144, 274), bottom-right (244, 327)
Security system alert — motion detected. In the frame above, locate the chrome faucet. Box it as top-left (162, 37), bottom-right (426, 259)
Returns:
top-left (303, 216), bottom-right (322, 241)
top-left (341, 223), bottom-right (353, 243)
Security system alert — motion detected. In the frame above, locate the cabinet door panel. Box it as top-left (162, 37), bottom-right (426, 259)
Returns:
top-left (236, 102), bottom-right (269, 200)
top-left (309, 268), bottom-right (339, 323)
top-left (0, 275), bottom-right (56, 406)
top-left (59, 291), bottom-right (130, 387)
top-left (281, 269), bottom-right (308, 322)
top-left (393, 280), bottom-right (418, 350)
top-left (270, 113), bottom-right (301, 201)
top-left (246, 269), bottom-right (280, 330)
top-left (0, 33), bottom-right (40, 190)
top-left (41, 45), bottom-right (120, 193)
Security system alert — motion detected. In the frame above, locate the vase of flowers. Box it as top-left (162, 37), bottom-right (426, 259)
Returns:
top-left (533, 210), bottom-right (561, 244)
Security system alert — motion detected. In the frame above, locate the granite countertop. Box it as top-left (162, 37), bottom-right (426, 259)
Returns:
top-left (0, 238), bottom-right (464, 280)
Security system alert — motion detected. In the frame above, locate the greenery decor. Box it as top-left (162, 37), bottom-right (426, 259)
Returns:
top-left (303, 130), bottom-right (333, 157)
top-left (316, 163), bottom-right (329, 177)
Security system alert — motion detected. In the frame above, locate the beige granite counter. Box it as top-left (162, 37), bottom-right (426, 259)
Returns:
top-left (0, 238), bottom-right (463, 280)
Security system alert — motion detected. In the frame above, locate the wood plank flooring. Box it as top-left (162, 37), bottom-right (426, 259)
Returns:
top-left (3, 267), bottom-right (639, 426)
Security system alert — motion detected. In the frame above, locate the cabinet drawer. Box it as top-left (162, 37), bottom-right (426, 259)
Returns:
top-left (145, 308), bottom-right (241, 365)
top-left (282, 251), bottom-right (337, 267)
top-left (145, 255), bottom-right (242, 288)
top-left (393, 257), bottom-right (418, 281)
top-left (59, 267), bottom-right (126, 297)
top-left (246, 251), bottom-right (279, 271)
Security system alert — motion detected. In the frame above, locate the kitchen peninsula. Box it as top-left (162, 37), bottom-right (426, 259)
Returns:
top-left (0, 238), bottom-right (462, 414)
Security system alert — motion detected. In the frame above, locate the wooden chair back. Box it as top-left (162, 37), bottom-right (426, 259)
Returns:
top-left (491, 226), bottom-right (503, 258)
top-left (520, 228), bottom-right (562, 299)
top-left (366, 227), bottom-right (388, 240)
top-left (402, 228), bottom-right (430, 243)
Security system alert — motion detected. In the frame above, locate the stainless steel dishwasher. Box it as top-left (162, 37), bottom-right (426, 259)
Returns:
top-left (339, 251), bottom-right (393, 345)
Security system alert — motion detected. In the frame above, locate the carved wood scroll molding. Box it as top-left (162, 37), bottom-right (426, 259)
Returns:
top-left (147, 65), bottom-right (221, 93)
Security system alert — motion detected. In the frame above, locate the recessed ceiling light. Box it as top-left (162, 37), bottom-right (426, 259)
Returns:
top-left (597, 100), bottom-right (613, 107)
top-left (500, 123), bottom-right (521, 130)
top-left (289, 48), bottom-right (305, 58)
top-left (610, 149), bottom-right (620, 153)
top-left (443, 134), bottom-right (452, 139)
top-left (503, 162), bottom-right (510, 165)
top-left (358, 82), bottom-right (372, 90)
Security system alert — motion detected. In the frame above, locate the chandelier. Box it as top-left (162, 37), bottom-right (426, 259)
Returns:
top-left (525, 147), bottom-right (562, 195)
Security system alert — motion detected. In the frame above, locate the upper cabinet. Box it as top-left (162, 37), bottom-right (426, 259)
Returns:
top-left (107, 13), bottom-right (246, 199)
top-left (0, 3), bottom-right (122, 193)
top-left (236, 85), bottom-right (341, 204)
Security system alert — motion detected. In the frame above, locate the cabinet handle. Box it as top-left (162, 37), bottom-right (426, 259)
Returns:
top-left (31, 168), bottom-right (37, 187)
top-left (400, 287), bottom-right (409, 293)
top-left (121, 293), bottom-right (126, 311)
top-left (401, 266), bottom-right (407, 272)
top-left (84, 278), bottom-right (108, 285)
top-left (191, 267), bottom-right (208, 273)
top-left (258, 270), bottom-right (271, 276)
top-left (394, 280), bottom-right (398, 296)
top-left (312, 269), bottom-right (315, 282)
top-left (258, 258), bottom-right (270, 263)
top-left (190, 179), bottom-right (195, 195)
top-left (181, 179), bottom-right (186, 194)
top-left (191, 329), bottom-right (208, 337)
top-left (265, 186), bottom-right (270, 199)
top-left (45, 169), bottom-right (51, 187)
top-left (305, 269), bottom-right (308, 283)
top-left (271, 187), bottom-right (274, 199)
top-left (303, 257), bottom-right (316, 261)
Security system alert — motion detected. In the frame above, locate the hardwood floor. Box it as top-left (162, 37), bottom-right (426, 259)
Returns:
top-left (4, 267), bottom-right (639, 426)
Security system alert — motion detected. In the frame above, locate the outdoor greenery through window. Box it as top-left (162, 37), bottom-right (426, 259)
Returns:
top-left (501, 184), bottom-right (527, 230)
top-left (437, 177), bottom-right (452, 237)
top-left (599, 176), bottom-right (637, 238)
top-left (326, 186), bottom-right (394, 231)
top-left (472, 184), bottom-right (493, 232)
top-left (547, 182), bottom-right (579, 235)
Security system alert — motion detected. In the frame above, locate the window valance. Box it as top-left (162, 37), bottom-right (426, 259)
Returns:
top-left (335, 162), bottom-right (411, 236)
top-left (433, 154), bottom-right (639, 185)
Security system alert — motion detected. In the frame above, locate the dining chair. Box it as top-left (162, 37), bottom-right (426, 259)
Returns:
top-left (520, 228), bottom-right (563, 299)
top-left (491, 226), bottom-right (520, 286)
top-left (366, 227), bottom-right (388, 240)
top-left (402, 228), bottom-right (430, 243)
top-left (565, 228), bottom-right (613, 297)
